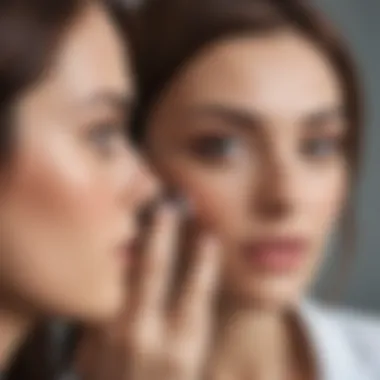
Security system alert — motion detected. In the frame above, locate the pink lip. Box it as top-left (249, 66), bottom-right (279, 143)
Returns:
top-left (240, 237), bottom-right (308, 273)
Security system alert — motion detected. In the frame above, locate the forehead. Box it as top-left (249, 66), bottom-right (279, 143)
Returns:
top-left (165, 31), bottom-right (343, 117)
top-left (45, 3), bottom-right (133, 104)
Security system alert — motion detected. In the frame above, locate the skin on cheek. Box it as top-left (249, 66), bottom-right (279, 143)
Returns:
top-left (11, 139), bottom-right (96, 227)
top-left (1, 135), bottom-right (122, 314)
top-left (304, 166), bottom-right (347, 236)
top-left (158, 159), bottom-right (244, 235)
top-left (1, 135), bottom-right (122, 294)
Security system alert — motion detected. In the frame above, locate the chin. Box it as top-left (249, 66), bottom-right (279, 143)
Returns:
top-left (67, 286), bottom-right (126, 324)
top-left (227, 275), bottom-right (305, 311)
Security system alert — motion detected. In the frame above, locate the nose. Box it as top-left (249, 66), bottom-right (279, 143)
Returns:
top-left (253, 156), bottom-right (300, 220)
top-left (122, 147), bottom-right (161, 211)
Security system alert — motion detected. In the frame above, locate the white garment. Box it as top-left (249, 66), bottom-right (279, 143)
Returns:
top-left (61, 300), bottom-right (380, 380)
top-left (300, 300), bottom-right (380, 380)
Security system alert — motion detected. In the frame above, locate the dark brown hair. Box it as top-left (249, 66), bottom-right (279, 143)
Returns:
top-left (0, 0), bottom-right (133, 378)
top-left (0, 0), bottom-right (133, 166)
top-left (131, 0), bottom-right (363, 296)
top-left (0, 0), bottom-right (83, 166)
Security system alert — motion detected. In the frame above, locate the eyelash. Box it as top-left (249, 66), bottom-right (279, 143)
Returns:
top-left (87, 121), bottom-right (126, 157)
top-left (187, 132), bottom-right (344, 161)
top-left (188, 134), bottom-right (242, 161)
top-left (300, 135), bottom-right (345, 159)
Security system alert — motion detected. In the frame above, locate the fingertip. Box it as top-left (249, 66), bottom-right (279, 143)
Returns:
top-left (156, 196), bottom-right (181, 226)
top-left (202, 234), bottom-right (222, 256)
top-left (197, 233), bottom-right (223, 282)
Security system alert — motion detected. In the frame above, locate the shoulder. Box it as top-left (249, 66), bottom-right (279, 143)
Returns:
top-left (301, 300), bottom-right (380, 379)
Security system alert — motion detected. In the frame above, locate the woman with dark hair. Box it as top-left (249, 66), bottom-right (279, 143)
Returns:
top-left (0, 1), bottom-right (221, 379)
top-left (127, 0), bottom-right (380, 378)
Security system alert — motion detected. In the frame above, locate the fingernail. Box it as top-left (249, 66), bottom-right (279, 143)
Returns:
top-left (162, 190), bottom-right (195, 217)
top-left (161, 191), bottom-right (180, 210)
top-left (203, 234), bottom-right (221, 248)
top-left (177, 197), bottom-right (195, 217)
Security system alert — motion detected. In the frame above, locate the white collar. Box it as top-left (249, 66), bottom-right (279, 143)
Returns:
top-left (299, 300), bottom-right (373, 380)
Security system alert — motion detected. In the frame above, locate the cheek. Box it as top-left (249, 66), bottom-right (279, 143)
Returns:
top-left (303, 166), bottom-right (348, 234)
top-left (158, 161), bottom-right (249, 238)
top-left (3, 139), bottom-right (112, 281)
top-left (0, 133), bottom-right (127, 317)
top-left (12, 135), bottom-right (116, 235)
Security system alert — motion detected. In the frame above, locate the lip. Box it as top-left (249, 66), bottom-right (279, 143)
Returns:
top-left (240, 236), bottom-right (308, 273)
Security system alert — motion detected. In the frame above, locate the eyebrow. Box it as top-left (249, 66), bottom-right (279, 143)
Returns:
top-left (185, 103), bottom-right (346, 129)
top-left (83, 91), bottom-right (135, 115)
top-left (302, 106), bottom-right (346, 128)
top-left (186, 103), bottom-right (262, 129)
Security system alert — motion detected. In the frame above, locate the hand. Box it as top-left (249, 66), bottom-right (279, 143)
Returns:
top-left (77, 201), bottom-right (221, 380)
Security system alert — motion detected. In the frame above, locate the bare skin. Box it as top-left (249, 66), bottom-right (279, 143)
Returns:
top-left (78, 205), bottom-right (221, 380)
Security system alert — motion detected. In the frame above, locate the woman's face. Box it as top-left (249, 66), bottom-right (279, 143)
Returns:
top-left (145, 31), bottom-right (348, 308)
top-left (0, 3), bottom-right (156, 322)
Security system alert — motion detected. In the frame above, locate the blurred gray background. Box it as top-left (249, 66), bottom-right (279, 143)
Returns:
top-left (312, 0), bottom-right (379, 312)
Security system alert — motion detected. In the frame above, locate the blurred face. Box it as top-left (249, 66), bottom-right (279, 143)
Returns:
top-left (145, 31), bottom-right (348, 309)
top-left (0, 3), bottom-right (156, 322)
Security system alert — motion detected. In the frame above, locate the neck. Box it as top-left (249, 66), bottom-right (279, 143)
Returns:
top-left (0, 307), bottom-right (33, 372)
top-left (210, 297), bottom-right (303, 379)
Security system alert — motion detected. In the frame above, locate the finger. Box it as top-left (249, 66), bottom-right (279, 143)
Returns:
top-left (136, 200), bottom-right (180, 319)
top-left (169, 210), bottom-right (198, 305)
top-left (175, 234), bottom-right (221, 329)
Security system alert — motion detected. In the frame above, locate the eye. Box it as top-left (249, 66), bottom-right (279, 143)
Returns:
top-left (189, 135), bottom-right (242, 161)
top-left (301, 136), bottom-right (343, 159)
top-left (87, 121), bottom-right (126, 157)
